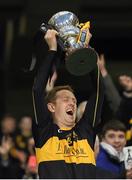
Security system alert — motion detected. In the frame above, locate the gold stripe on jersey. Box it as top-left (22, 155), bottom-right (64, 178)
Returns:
top-left (35, 136), bottom-right (95, 165)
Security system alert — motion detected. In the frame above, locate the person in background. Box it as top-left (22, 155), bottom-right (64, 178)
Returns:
top-left (0, 114), bottom-right (23, 178)
top-left (116, 75), bottom-right (132, 130)
top-left (10, 115), bottom-right (33, 178)
top-left (96, 120), bottom-right (132, 179)
top-left (98, 54), bottom-right (132, 145)
top-left (0, 114), bottom-right (17, 138)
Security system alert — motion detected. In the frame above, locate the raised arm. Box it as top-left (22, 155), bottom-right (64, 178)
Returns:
top-left (32, 30), bottom-right (58, 127)
top-left (78, 65), bottom-right (104, 128)
top-left (98, 54), bottom-right (122, 113)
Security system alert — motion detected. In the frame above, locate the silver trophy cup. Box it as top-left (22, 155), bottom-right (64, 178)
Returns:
top-left (48, 11), bottom-right (98, 76)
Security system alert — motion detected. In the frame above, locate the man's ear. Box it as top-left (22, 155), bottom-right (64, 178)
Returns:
top-left (47, 102), bottom-right (55, 112)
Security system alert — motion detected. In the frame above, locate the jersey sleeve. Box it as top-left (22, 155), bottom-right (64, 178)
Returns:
top-left (32, 50), bottom-right (57, 128)
top-left (77, 66), bottom-right (104, 129)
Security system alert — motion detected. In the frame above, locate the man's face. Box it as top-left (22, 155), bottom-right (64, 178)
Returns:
top-left (2, 117), bottom-right (16, 134)
top-left (48, 90), bottom-right (77, 128)
top-left (20, 117), bottom-right (32, 132)
top-left (103, 130), bottom-right (126, 152)
top-left (119, 75), bottom-right (132, 91)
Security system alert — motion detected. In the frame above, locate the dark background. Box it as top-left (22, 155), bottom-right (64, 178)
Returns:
top-left (0, 0), bottom-right (132, 120)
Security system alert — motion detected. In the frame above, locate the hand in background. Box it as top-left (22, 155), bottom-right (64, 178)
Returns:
top-left (28, 137), bottom-right (35, 155)
top-left (97, 54), bottom-right (108, 77)
top-left (46, 70), bottom-right (57, 92)
top-left (0, 136), bottom-right (13, 156)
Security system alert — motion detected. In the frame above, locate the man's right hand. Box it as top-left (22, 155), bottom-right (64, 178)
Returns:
top-left (44, 29), bottom-right (58, 51)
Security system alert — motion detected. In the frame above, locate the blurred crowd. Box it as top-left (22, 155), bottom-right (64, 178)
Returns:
top-left (0, 54), bottom-right (132, 179)
top-left (0, 114), bottom-right (38, 179)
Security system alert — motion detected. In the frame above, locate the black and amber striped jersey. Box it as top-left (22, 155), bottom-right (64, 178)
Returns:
top-left (32, 50), bottom-right (104, 178)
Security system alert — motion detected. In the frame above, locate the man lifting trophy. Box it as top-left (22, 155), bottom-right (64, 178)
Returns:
top-left (40, 11), bottom-right (98, 76)
top-left (31, 10), bottom-right (118, 179)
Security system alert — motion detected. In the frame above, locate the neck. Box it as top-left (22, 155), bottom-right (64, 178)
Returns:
top-left (54, 120), bottom-right (75, 129)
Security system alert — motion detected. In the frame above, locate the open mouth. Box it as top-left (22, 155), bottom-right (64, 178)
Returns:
top-left (66, 110), bottom-right (74, 116)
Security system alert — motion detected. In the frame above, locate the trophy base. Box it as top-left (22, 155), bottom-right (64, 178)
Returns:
top-left (65, 48), bottom-right (98, 76)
